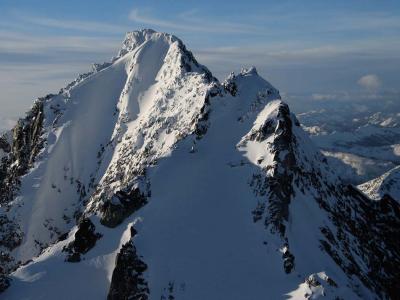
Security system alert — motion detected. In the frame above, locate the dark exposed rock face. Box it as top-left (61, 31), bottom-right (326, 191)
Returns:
top-left (229, 91), bottom-right (300, 274)
top-left (0, 273), bottom-right (10, 293)
top-left (176, 40), bottom-right (216, 83)
top-left (0, 134), bottom-right (11, 190)
top-left (0, 215), bottom-right (22, 251)
top-left (193, 103), bottom-right (210, 140)
top-left (11, 101), bottom-right (44, 175)
top-left (320, 188), bottom-right (400, 299)
top-left (100, 187), bottom-right (147, 228)
top-left (248, 103), bottom-right (298, 236)
top-left (63, 218), bottom-right (102, 262)
top-left (266, 104), bottom-right (297, 236)
top-left (0, 254), bottom-right (12, 293)
top-left (246, 102), bottom-right (299, 273)
top-left (282, 246), bottom-right (295, 274)
top-left (107, 226), bottom-right (149, 300)
top-left (245, 100), bottom-right (400, 297)
top-left (222, 73), bottom-right (238, 96)
top-left (0, 215), bottom-right (22, 293)
top-left (0, 99), bottom-right (45, 206)
top-left (193, 87), bottom-right (220, 140)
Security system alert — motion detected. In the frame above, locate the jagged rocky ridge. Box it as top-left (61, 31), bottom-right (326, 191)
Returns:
top-left (358, 165), bottom-right (400, 202)
top-left (0, 30), bottom-right (399, 299)
top-left (107, 225), bottom-right (149, 300)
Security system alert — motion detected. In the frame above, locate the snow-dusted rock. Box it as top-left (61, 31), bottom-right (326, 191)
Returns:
top-left (358, 165), bottom-right (400, 202)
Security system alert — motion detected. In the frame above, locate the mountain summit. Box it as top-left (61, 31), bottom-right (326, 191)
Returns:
top-left (0, 30), bottom-right (399, 300)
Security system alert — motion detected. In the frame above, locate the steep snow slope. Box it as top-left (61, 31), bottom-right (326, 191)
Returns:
top-left (358, 166), bottom-right (400, 201)
top-left (0, 29), bottom-right (215, 272)
top-left (1, 30), bottom-right (399, 299)
top-left (4, 68), bottom-right (359, 300)
top-left (131, 70), bottom-right (367, 299)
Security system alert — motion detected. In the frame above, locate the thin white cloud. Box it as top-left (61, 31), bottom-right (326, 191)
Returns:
top-left (0, 62), bottom-right (94, 117)
top-left (22, 16), bottom-right (128, 34)
top-left (0, 30), bottom-right (119, 55)
top-left (128, 9), bottom-right (261, 34)
top-left (312, 93), bottom-right (339, 101)
top-left (337, 12), bottom-right (400, 32)
top-left (195, 36), bottom-right (400, 70)
top-left (308, 90), bottom-right (398, 103)
top-left (358, 74), bottom-right (381, 91)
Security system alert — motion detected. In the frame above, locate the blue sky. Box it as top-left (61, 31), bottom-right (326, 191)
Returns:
top-left (1, 0), bottom-right (399, 121)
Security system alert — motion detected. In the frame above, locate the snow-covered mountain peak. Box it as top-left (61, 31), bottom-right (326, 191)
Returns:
top-left (0, 30), bottom-right (399, 300)
top-left (240, 66), bottom-right (258, 76)
top-left (222, 66), bottom-right (281, 125)
top-left (115, 29), bottom-right (214, 79)
top-left (0, 29), bottom-right (217, 264)
top-left (225, 66), bottom-right (278, 96)
top-left (117, 29), bottom-right (177, 58)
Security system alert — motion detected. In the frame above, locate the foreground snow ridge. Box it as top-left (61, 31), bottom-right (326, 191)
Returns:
top-left (0, 29), bottom-right (399, 300)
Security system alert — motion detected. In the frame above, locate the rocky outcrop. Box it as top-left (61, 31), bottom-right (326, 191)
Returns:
top-left (176, 40), bottom-right (215, 83)
top-left (107, 226), bottom-right (149, 300)
top-left (242, 99), bottom-right (400, 297)
top-left (0, 100), bottom-right (46, 291)
top-left (0, 99), bottom-right (45, 206)
top-left (259, 103), bottom-right (298, 236)
top-left (0, 273), bottom-right (10, 293)
top-left (0, 215), bottom-right (22, 252)
top-left (320, 187), bottom-right (400, 299)
top-left (0, 215), bottom-right (22, 293)
top-left (63, 218), bottom-right (102, 262)
top-left (11, 100), bottom-right (44, 175)
top-left (243, 102), bottom-right (299, 271)
top-left (282, 245), bottom-right (295, 274)
top-left (358, 165), bottom-right (400, 202)
top-left (100, 187), bottom-right (147, 228)
top-left (222, 72), bottom-right (238, 96)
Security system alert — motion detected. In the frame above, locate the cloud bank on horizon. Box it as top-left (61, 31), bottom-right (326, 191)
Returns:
top-left (358, 74), bottom-right (381, 91)
top-left (0, 0), bottom-right (399, 121)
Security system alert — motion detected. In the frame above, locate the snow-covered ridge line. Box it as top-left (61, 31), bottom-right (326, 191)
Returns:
top-left (358, 165), bottom-right (400, 201)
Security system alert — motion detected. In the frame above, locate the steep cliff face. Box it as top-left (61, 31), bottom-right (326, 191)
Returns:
top-left (107, 226), bottom-right (149, 300)
top-left (0, 30), bottom-right (399, 300)
top-left (0, 98), bottom-right (45, 205)
top-left (0, 99), bottom-right (46, 289)
top-left (320, 186), bottom-right (400, 298)
top-left (239, 90), bottom-right (400, 298)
